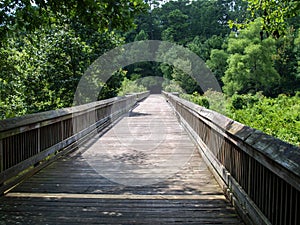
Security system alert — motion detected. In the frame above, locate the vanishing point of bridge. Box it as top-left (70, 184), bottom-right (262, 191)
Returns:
top-left (0, 92), bottom-right (299, 224)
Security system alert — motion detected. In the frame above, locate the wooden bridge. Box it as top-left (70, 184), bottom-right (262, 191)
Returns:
top-left (0, 92), bottom-right (299, 224)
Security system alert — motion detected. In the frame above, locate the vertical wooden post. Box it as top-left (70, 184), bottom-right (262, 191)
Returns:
top-left (37, 126), bottom-right (41, 153)
top-left (0, 139), bottom-right (3, 189)
top-left (33, 127), bottom-right (41, 168)
top-left (247, 157), bottom-right (251, 195)
top-left (0, 139), bottom-right (3, 173)
top-left (61, 120), bottom-right (64, 142)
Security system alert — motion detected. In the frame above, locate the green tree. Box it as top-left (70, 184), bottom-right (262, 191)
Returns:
top-left (0, 43), bottom-right (27, 119)
top-left (188, 35), bottom-right (224, 61)
top-left (118, 77), bottom-right (147, 96)
top-left (159, 46), bottom-right (200, 94)
top-left (223, 18), bottom-right (280, 96)
top-left (295, 29), bottom-right (300, 87)
top-left (272, 27), bottom-right (300, 94)
top-left (188, 0), bottom-right (229, 40)
top-left (124, 30), bottom-right (160, 82)
top-left (206, 49), bottom-right (229, 86)
top-left (161, 9), bottom-right (189, 44)
top-left (0, 0), bottom-right (147, 41)
top-left (134, 30), bottom-right (149, 41)
top-left (0, 25), bottom-right (125, 116)
top-left (243, 0), bottom-right (300, 38)
top-left (162, 79), bottom-right (184, 94)
top-left (0, 1), bottom-right (148, 118)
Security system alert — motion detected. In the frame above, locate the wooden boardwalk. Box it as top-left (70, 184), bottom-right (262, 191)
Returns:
top-left (0, 95), bottom-right (244, 224)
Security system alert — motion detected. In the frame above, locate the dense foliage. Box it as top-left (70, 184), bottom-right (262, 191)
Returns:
top-left (124, 0), bottom-right (300, 97)
top-left (223, 18), bottom-right (280, 96)
top-left (0, 0), bottom-right (148, 119)
top-left (118, 77), bottom-right (147, 96)
top-left (0, 0), bottom-right (147, 40)
top-left (183, 91), bottom-right (300, 147)
top-left (242, 0), bottom-right (300, 38)
top-left (227, 93), bottom-right (300, 146)
top-left (1, 0), bottom-right (299, 146)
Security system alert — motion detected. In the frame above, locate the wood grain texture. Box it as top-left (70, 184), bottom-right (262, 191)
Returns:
top-left (163, 91), bottom-right (300, 225)
top-left (0, 95), bottom-right (243, 224)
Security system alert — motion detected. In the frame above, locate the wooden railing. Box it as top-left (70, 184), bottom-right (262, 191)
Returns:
top-left (163, 91), bottom-right (300, 225)
top-left (0, 91), bottom-right (150, 195)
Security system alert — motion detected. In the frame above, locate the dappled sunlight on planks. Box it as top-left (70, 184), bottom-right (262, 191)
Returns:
top-left (0, 95), bottom-right (244, 224)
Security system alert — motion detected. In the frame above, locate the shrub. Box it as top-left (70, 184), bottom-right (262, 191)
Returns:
top-left (186, 92), bottom-right (210, 108)
top-left (162, 80), bottom-right (184, 94)
top-left (182, 91), bottom-right (299, 146)
top-left (230, 93), bottom-right (260, 110)
top-left (118, 78), bottom-right (147, 96)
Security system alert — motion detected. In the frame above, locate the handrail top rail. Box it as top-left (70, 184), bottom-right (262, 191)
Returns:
top-left (163, 91), bottom-right (300, 180)
top-left (0, 97), bottom-right (120, 133)
top-left (0, 91), bottom-right (149, 134)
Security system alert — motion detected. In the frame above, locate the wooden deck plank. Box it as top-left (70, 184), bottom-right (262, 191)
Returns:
top-left (0, 95), bottom-right (244, 224)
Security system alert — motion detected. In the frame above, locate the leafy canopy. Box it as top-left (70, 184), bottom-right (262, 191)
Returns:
top-left (231, 0), bottom-right (300, 38)
top-left (223, 18), bottom-right (280, 96)
top-left (0, 0), bottom-right (147, 40)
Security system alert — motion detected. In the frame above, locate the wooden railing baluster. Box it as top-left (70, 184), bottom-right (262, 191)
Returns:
top-left (0, 91), bottom-right (150, 195)
top-left (0, 139), bottom-right (3, 173)
top-left (163, 91), bottom-right (300, 225)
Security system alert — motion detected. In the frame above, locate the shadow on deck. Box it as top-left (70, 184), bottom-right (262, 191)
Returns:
top-left (0, 95), bottom-right (243, 224)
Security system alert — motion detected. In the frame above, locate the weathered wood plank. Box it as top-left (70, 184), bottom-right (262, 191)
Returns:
top-left (0, 93), bottom-right (150, 195)
top-left (6, 192), bottom-right (227, 200)
top-left (163, 91), bottom-right (300, 225)
top-left (0, 95), bottom-right (243, 225)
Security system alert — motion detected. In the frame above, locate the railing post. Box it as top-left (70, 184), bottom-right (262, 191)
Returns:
top-left (34, 127), bottom-right (41, 168)
top-left (247, 157), bottom-right (251, 194)
top-left (0, 139), bottom-right (3, 189)
top-left (0, 92), bottom-right (148, 195)
top-left (37, 127), bottom-right (41, 153)
top-left (0, 139), bottom-right (3, 173)
top-left (163, 91), bottom-right (300, 225)
top-left (61, 120), bottom-right (64, 142)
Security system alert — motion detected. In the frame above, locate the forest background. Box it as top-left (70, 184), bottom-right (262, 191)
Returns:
top-left (0, 0), bottom-right (299, 146)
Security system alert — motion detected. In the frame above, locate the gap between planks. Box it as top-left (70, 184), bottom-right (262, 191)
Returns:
top-left (6, 192), bottom-right (226, 200)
